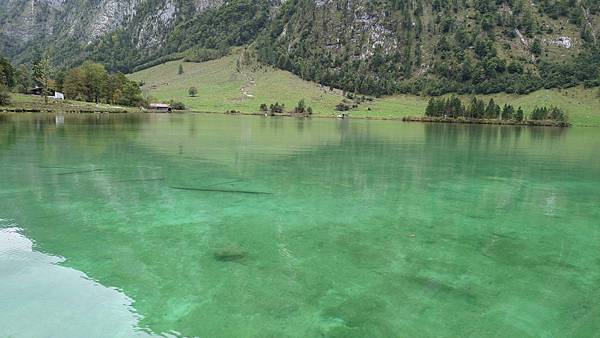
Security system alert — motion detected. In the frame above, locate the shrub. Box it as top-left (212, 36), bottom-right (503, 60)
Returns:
top-left (530, 106), bottom-right (548, 120)
top-left (188, 87), bottom-right (198, 97)
top-left (336, 103), bottom-right (351, 111)
top-left (269, 102), bottom-right (285, 114)
top-left (294, 99), bottom-right (306, 114)
top-left (259, 103), bottom-right (268, 112)
top-left (0, 85), bottom-right (11, 106)
top-left (515, 107), bottom-right (525, 121)
top-left (548, 106), bottom-right (567, 122)
top-left (170, 101), bottom-right (186, 110)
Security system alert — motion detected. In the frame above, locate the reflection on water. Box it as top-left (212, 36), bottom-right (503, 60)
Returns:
top-left (0, 221), bottom-right (159, 338)
top-left (1, 113), bottom-right (600, 337)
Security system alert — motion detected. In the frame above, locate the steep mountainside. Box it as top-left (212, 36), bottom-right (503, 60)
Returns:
top-left (256, 0), bottom-right (600, 95)
top-left (0, 0), bottom-right (279, 71)
top-left (1, 0), bottom-right (599, 96)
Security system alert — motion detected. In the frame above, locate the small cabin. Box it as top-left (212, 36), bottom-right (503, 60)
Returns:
top-left (149, 103), bottom-right (172, 113)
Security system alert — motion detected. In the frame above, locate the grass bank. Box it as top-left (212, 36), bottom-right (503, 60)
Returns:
top-left (2, 93), bottom-right (139, 113)
top-left (124, 50), bottom-right (597, 127)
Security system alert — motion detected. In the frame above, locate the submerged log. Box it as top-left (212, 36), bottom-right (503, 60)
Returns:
top-left (213, 245), bottom-right (247, 262)
top-left (57, 169), bottom-right (104, 176)
top-left (170, 186), bottom-right (272, 195)
top-left (113, 178), bottom-right (165, 183)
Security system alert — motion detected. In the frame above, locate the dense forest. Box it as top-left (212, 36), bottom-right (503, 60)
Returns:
top-left (0, 0), bottom-right (599, 97)
top-left (256, 0), bottom-right (600, 96)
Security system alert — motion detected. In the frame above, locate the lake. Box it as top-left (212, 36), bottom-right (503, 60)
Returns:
top-left (1, 113), bottom-right (599, 337)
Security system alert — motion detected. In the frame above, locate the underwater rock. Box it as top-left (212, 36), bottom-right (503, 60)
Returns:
top-left (213, 245), bottom-right (247, 262)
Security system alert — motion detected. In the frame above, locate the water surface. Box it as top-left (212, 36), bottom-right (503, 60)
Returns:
top-left (1, 113), bottom-right (599, 337)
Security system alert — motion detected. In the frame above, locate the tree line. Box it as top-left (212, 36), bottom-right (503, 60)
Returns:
top-left (61, 62), bottom-right (144, 106)
top-left (0, 55), bottom-right (16, 105)
top-left (425, 96), bottom-right (567, 122)
top-left (259, 99), bottom-right (313, 116)
top-left (0, 54), bottom-right (145, 107)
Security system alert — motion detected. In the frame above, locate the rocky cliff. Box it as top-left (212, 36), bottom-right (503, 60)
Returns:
top-left (1, 0), bottom-right (598, 96)
top-left (256, 0), bottom-right (599, 95)
top-left (0, 0), bottom-right (265, 70)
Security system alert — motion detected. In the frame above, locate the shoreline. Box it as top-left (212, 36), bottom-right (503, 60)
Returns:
top-left (196, 111), bottom-right (573, 127)
top-left (1, 107), bottom-right (133, 114)
top-left (401, 116), bottom-right (571, 127)
top-left (0, 107), bottom-right (574, 127)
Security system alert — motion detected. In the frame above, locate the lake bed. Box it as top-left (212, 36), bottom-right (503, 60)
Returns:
top-left (1, 113), bottom-right (599, 337)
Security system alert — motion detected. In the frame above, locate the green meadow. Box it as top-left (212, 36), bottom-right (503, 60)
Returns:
top-left (4, 93), bottom-right (135, 113)
top-left (129, 51), bottom-right (600, 126)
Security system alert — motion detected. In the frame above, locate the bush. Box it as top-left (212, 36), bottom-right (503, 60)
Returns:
top-left (259, 103), bottom-right (268, 112)
top-left (0, 85), bottom-right (11, 106)
top-left (170, 101), bottom-right (186, 110)
top-left (336, 103), bottom-right (351, 111)
top-left (294, 99), bottom-right (306, 114)
top-left (548, 106), bottom-right (567, 122)
top-left (269, 102), bottom-right (285, 114)
top-left (530, 106), bottom-right (548, 120)
top-left (515, 107), bottom-right (525, 121)
top-left (188, 87), bottom-right (198, 97)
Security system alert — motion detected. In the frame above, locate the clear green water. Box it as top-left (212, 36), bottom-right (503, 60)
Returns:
top-left (1, 113), bottom-right (600, 337)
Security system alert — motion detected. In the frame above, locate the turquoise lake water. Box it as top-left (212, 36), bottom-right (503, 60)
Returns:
top-left (1, 113), bottom-right (600, 337)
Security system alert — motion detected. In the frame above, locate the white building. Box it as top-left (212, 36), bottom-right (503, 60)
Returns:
top-left (51, 91), bottom-right (65, 100)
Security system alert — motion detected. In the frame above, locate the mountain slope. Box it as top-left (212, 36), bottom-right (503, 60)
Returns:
top-left (256, 0), bottom-right (600, 95)
top-left (0, 0), bottom-right (279, 72)
top-left (128, 49), bottom-right (346, 114)
top-left (1, 0), bottom-right (599, 97)
top-left (129, 49), bottom-right (600, 126)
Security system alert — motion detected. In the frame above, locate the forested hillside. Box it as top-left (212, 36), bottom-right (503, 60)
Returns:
top-left (256, 0), bottom-right (600, 96)
top-left (0, 0), bottom-right (280, 72)
top-left (1, 0), bottom-right (599, 97)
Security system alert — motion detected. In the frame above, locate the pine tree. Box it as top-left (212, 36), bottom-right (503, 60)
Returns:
top-left (502, 104), bottom-right (515, 120)
top-left (426, 98), bottom-right (435, 116)
top-left (516, 107), bottom-right (525, 121)
top-left (178, 64), bottom-right (184, 75)
top-left (0, 84), bottom-right (10, 106)
top-left (485, 98), bottom-right (498, 118)
top-left (531, 39), bottom-right (543, 56)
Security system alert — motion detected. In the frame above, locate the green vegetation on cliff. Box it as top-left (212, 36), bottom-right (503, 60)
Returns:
top-left (256, 0), bottom-right (600, 96)
top-left (2, 0), bottom-right (598, 97)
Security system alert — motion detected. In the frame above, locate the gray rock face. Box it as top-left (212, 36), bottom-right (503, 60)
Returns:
top-left (0, 0), bottom-right (227, 60)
